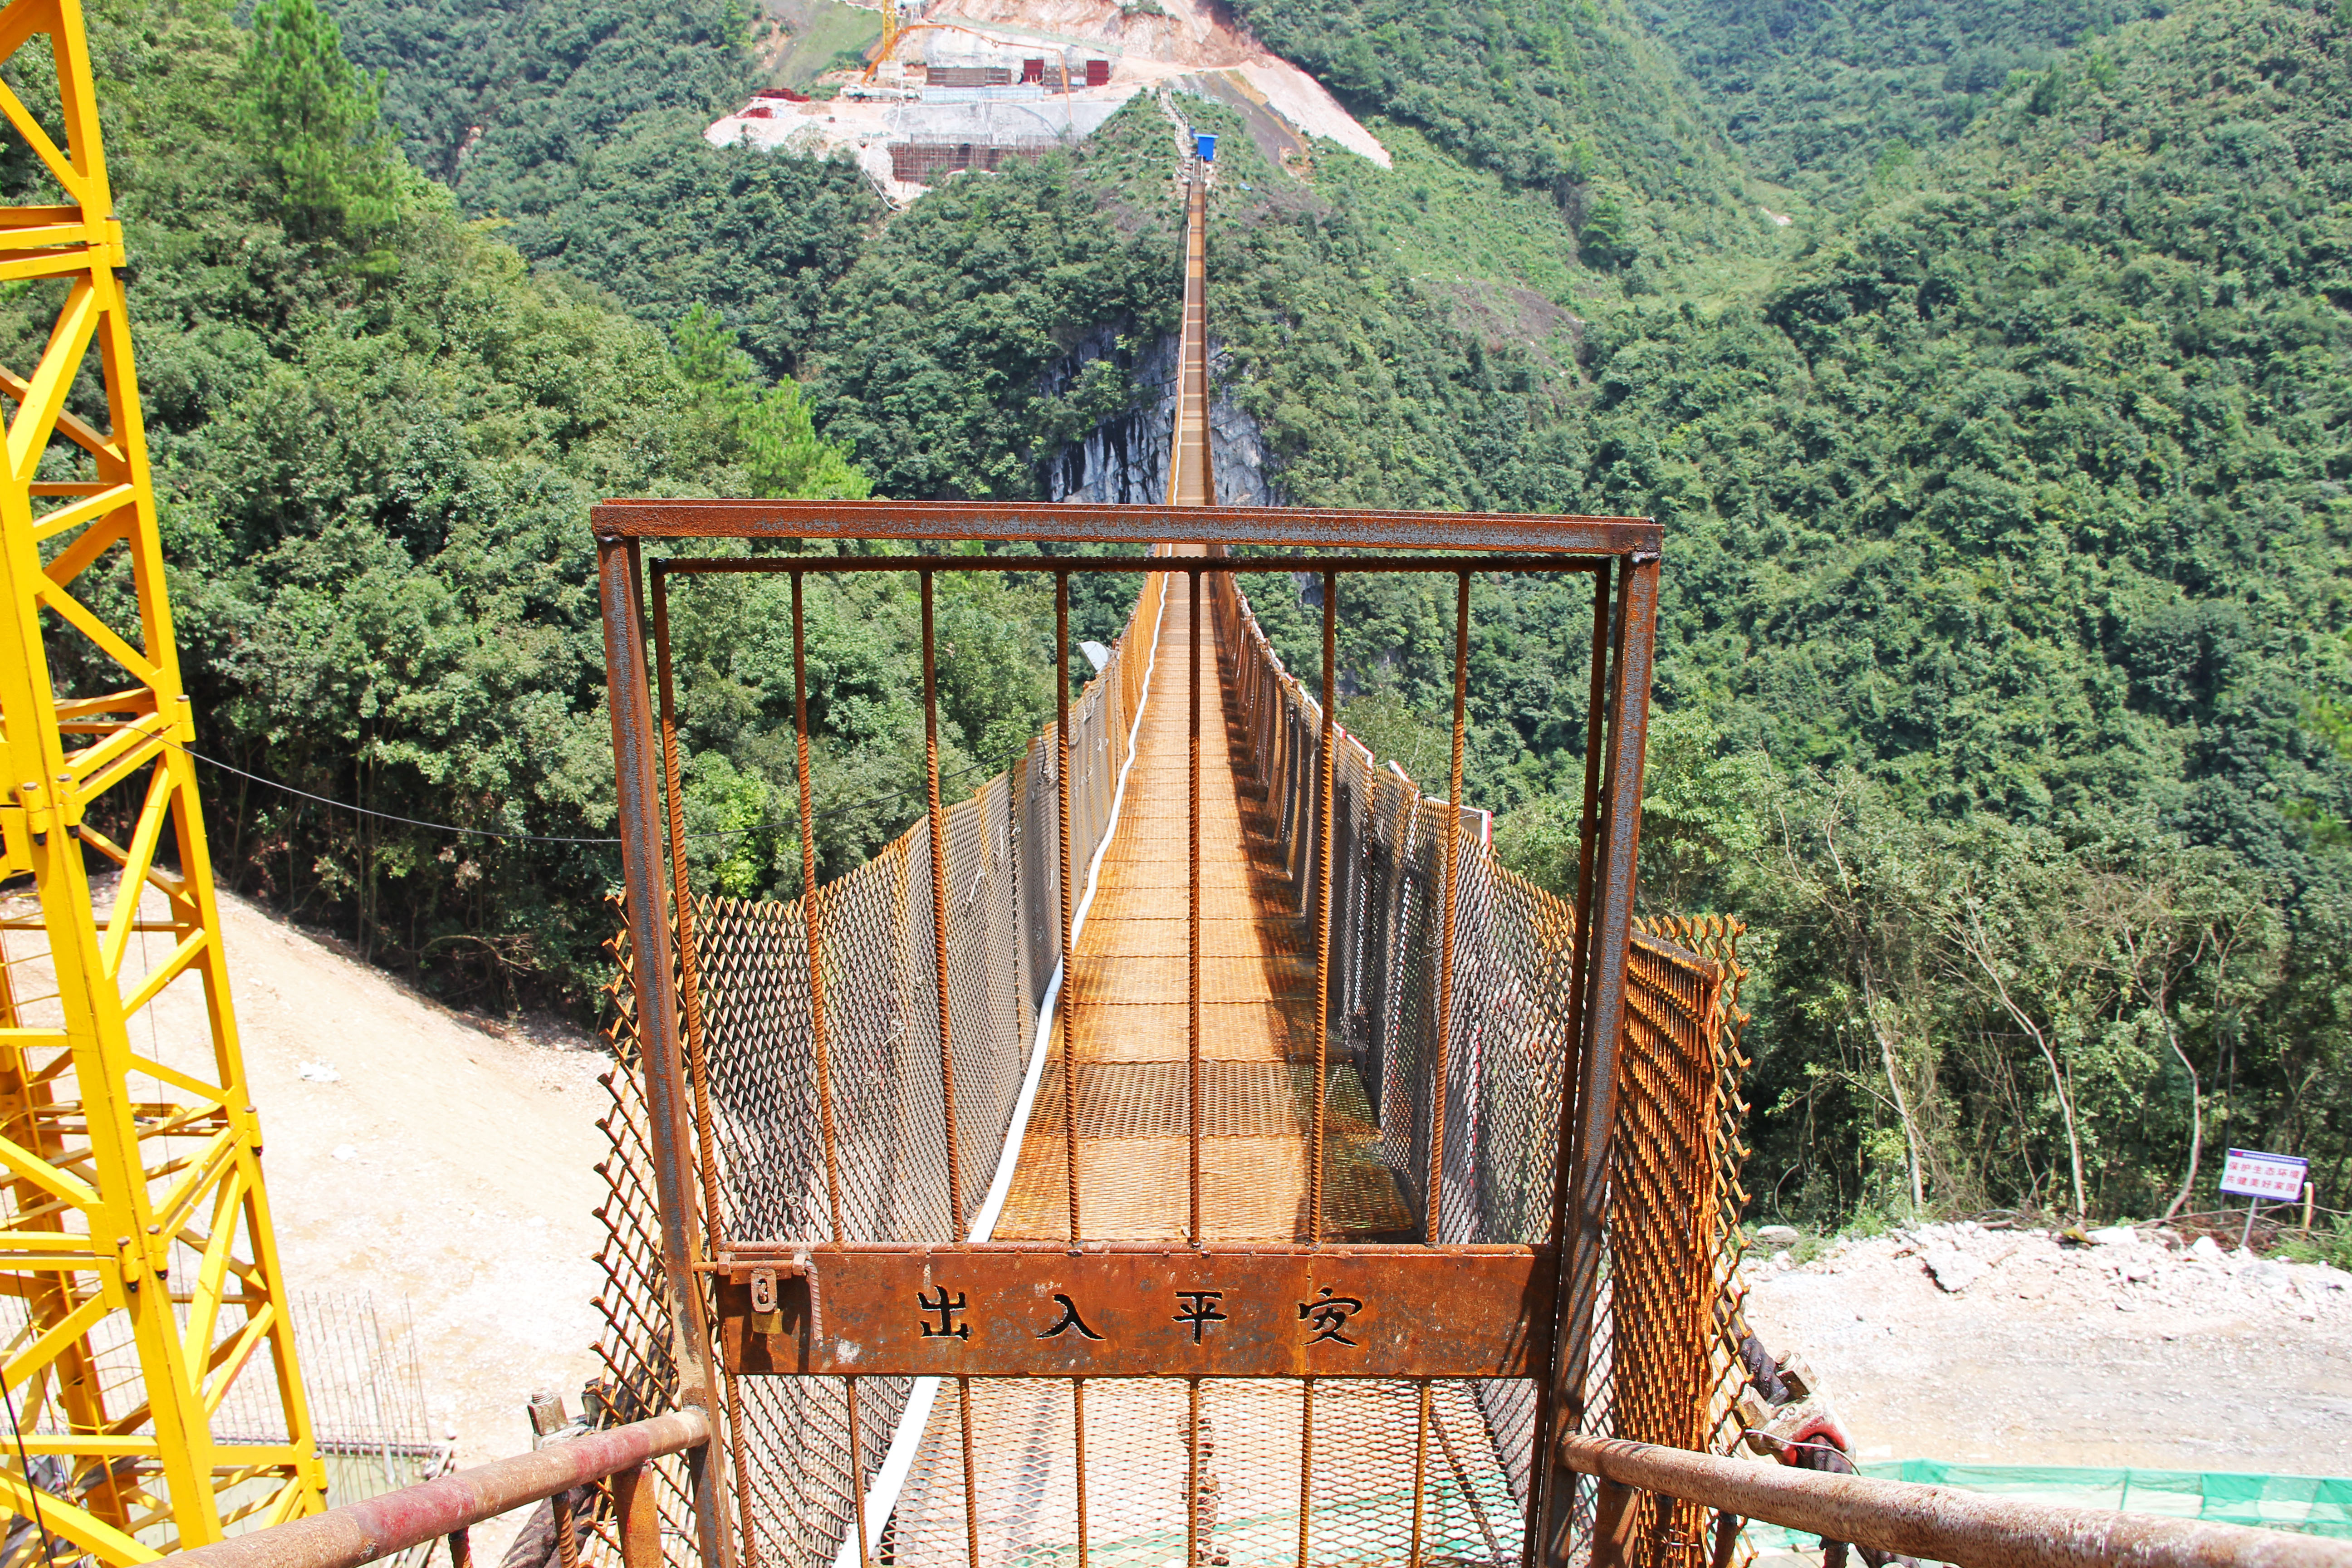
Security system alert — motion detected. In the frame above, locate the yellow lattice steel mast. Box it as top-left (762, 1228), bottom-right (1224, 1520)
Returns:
top-left (0, 1), bottom-right (326, 1558)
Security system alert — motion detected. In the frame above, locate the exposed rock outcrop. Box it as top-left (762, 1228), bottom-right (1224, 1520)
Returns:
top-left (1040, 327), bottom-right (1276, 505)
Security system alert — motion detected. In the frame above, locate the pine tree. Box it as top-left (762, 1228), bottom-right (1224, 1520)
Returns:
top-left (241, 0), bottom-right (405, 257)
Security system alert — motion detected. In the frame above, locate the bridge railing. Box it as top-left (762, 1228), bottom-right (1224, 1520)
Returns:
top-left (1211, 572), bottom-right (1758, 1568)
top-left (588, 554), bottom-right (1745, 1568)
top-left (162, 1412), bottom-right (707, 1568)
top-left (590, 565), bottom-right (1173, 1568)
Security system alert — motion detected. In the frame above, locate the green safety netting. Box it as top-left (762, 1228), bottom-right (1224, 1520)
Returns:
top-left (1743, 1461), bottom-right (2352, 1550)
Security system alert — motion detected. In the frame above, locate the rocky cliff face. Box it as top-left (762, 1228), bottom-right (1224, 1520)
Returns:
top-left (1040, 327), bottom-right (1277, 506)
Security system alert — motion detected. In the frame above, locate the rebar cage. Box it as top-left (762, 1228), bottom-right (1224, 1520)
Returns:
top-left (580, 504), bottom-right (1754, 1568)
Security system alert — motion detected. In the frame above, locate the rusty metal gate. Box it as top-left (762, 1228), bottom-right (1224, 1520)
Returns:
top-left (579, 503), bottom-right (1754, 1568)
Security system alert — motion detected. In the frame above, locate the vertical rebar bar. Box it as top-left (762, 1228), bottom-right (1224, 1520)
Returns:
top-left (845, 1379), bottom-right (873, 1568)
top-left (1060, 570), bottom-right (1089, 1568)
top-left (1310, 569), bottom-right (1335, 1245)
top-left (1427, 570), bottom-right (1470, 1244)
top-left (552, 1492), bottom-right (579, 1568)
top-left (1058, 570), bottom-right (1079, 1244)
top-left (1188, 565), bottom-right (1202, 1247)
top-left (1408, 1381), bottom-right (1434, 1568)
top-left (727, 1371), bottom-right (757, 1568)
top-left (922, 568), bottom-right (965, 1235)
top-left (1186, 1377), bottom-right (1202, 1568)
top-left (957, 1376), bottom-right (981, 1568)
top-left (792, 571), bottom-right (848, 1240)
top-left (653, 570), bottom-right (745, 1568)
top-left (1295, 1377), bottom-right (1315, 1568)
top-left (1073, 1378), bottom-right (1090, 1568)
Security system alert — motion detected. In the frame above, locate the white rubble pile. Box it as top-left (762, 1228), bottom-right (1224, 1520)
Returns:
top-left (1751, 1219), bottom-right (2352, 1323)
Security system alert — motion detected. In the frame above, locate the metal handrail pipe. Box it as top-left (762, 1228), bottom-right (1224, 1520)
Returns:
top-left (161, 1410), bottom-right (711, 1568)
top-left (1558, 1435), bottom-right (2352, 1568)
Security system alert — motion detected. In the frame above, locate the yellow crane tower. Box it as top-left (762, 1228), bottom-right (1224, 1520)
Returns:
top-left (0, 0), bottom-right (325, 1558)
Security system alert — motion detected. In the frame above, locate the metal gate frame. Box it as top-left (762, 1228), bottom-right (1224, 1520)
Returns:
top-left (588, 502), bottom-right (1662, 1568)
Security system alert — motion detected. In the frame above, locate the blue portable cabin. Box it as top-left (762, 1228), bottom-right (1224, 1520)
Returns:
top-left (1194, 132), bottom-right (1216, 163)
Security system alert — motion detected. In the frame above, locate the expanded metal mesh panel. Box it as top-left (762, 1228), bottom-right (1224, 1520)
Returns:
top-left (590, 576), bottom-right (1169, 1568)
top-left (1215, 578), bottom-right (1572, 1258)
top-left (583, 922), bottom-right (713, 1568)
top-left (883, 1379), bottom-right (1521, 1568)
top-left (1215, 577), bottom-right (1755, 1562)
top-left (1630, 918), bottom-right (1758, 1539)
top-left (589, 565), bottom-right (1752, 1568)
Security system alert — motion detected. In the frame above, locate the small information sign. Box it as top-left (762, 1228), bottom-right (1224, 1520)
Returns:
top-left (2219, 1147), bottom-right (2308, 1201)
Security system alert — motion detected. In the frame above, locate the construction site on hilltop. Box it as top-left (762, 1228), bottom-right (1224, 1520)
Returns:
top-left (707, 0), bottom-right (1388, 201)
top-left (0, 11), bottom-right (2345, 1568)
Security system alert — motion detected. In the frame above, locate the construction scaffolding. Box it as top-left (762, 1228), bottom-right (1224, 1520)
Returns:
top-left (887, 139), bottom-right (1061, 184)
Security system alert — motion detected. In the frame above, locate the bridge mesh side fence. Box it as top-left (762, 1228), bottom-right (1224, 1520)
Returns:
top-left (585, 572), bottom-right (1168, 1568)
top-left (588, 568), bottom-right (1748, 1568)
top-left (1215, 575), bottom-right (1754, 1568)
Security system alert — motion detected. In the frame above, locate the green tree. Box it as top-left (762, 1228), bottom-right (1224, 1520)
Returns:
top-left (241, 0), bottom-right (406, 257)
top-left (673, 306), bottom-right (872, 499)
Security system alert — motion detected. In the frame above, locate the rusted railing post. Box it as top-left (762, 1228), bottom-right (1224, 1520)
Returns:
top-left (612, 1462), bottom-right (662, 1568)
top-left (1538, 548), bottom-right (1661, 1568)
top-left (162, 1411), bottom-right (709, 1568)
top-left (1560, 1433), bottom-right (2352, 1568)
top-left (596, 534), bottom-right (738, 1568)
top-left (1589, 1476), bottom-right (1641, 1568)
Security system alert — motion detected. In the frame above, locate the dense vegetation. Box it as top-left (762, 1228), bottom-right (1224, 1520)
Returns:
top-left (10, 0), bottom-right (1055, 1004)
top-left (1236, 0), bottom-right (2352, 1224)
top-left (1218, 0), bottom-right (1772, 274)
top-left (335, 0), bottom-right (880, 375)
top-left (15, 0), bottom-right (2350, 1226)
top-left (1649, 0), bottom-right (2149, 201)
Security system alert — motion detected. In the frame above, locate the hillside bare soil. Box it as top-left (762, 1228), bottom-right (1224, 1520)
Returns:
top-left (1741, 1222), bottom-right (2352, 1475)
top-left (132, 889), bottom-right (610, 1536)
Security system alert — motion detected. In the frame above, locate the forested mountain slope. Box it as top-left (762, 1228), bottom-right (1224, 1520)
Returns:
top-left (6, 0), bottom-right (1015, 1005)
top-left (23, 0), bottom-right (2350, 1230)
top-left (1649, 0), bottom-right (2150, 201)
top-left (1216, 0), bottom-right (1776, 270)
top-left (336, 0), bottom-right (879, 374)
top-left (1553, 0), bottom-right (2352, 1222)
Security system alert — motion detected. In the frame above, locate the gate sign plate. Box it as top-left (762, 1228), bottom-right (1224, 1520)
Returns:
top-left (2219, 1148), bottom-right (2307, 1201)
top-left (719, 1243), bottom-right (1556, 1380)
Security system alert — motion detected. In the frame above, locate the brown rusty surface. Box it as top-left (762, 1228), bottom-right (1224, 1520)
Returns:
top-left (590, 499), bottom-right (1657, 554)
top-left (720, 1245), bottom-right (1554, 1379)
top-left (883, 1378), bottom-right (1523, 1568)
top-left (162, 1412), bottom-right (712, 1568)
top-left (1168, 182), bottom-right (1214, 509)
top-left (596, 519), bottom-right (1742, 1568)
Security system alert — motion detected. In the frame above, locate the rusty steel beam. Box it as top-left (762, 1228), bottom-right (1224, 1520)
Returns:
top-left (597, 538), bottom-right (737, 1568)
top-left (594, 500), bottom-right (1656, 554)
top-left (654, 554), bottom-right (1613, 576)
top-left (1559, 1435), bottom-right (2352, 1568)
top-left (1538, 549), bottom-right (1661, 1567)
top-left (158, 1411), bottom-right (711, 1568)
top-left (715, 1244), bottom-right (1556, 1379)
